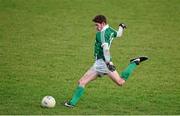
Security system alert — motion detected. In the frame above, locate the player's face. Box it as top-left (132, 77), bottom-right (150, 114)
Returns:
top-left (94, 22), bottom-right (105, 31)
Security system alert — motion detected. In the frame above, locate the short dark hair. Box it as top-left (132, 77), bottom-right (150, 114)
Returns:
top-left (92, 15), bottom-right (107, 24)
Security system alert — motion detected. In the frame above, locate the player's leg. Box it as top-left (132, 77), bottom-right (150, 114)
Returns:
top-left (78, 68), bottom-right (98, 87)
top-left (107, 56), bottom-right (149, 85)
top-left (107, 70), bottom-right (125, 86)
top-left (120, 56), bottom-right (148, 80)
top-left (119, 61), bottom-right (137, 81)
top-left (108, 61), bottom-right (139, 86)
top-left (65, 68), bottom-right (98, 107)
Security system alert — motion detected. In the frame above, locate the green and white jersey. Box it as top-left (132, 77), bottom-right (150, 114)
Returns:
top-left (94, 25), bottom-right (118, 60)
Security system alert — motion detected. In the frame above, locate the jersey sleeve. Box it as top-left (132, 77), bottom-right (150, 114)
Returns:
top-left (110, 27), bottom-right (124, 38)
top-left (116, 26), bottom-right (123, 37)
top-left (100, 31), bottom-right (110, 47)
top-left (110, 27), bottom-right (118, 38)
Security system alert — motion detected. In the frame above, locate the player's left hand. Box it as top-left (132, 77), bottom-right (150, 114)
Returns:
top-left (119, 23), bottom-right (127, 29)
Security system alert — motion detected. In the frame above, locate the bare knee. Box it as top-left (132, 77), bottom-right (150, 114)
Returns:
top-left (117, 79), bottom-right (125, 86)
top-left (78, 79), bottom-right (86, 87)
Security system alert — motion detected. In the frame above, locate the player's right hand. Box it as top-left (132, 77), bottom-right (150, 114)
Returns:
top-left (106, 62), bottom-right (116, 72)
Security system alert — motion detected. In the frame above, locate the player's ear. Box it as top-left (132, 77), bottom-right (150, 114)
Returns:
top-left (102, 22), bottom-right (106, 26)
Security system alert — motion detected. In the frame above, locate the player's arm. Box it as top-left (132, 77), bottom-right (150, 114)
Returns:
top-left (102, 43), bottom-right (116, 72)
top-left (116, 23), bottom-right (127, 37)
top-left (102, 43), bottom-right (110, 63)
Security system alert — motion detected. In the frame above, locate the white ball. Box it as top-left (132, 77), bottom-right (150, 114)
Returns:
top-left (41, 96), bottom-right (56, 108)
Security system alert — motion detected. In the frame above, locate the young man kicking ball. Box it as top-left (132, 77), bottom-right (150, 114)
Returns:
top-left (64, 15), bottom-right (148, 108)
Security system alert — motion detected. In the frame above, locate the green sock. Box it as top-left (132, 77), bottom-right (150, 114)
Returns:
top-left (70, 85), bottom-right (84, 106)
top-left (120, 62), bottom-right (137, 80)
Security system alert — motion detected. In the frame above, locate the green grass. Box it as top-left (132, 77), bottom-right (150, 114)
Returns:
top-left (0, 0), bottom-right (180, 115)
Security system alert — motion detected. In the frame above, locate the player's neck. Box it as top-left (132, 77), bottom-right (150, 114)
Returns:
top-left (101, 24), bottom-right (109, 32)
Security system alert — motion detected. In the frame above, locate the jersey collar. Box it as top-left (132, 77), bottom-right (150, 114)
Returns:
top-left (101, 24), bottom-right (109, 32)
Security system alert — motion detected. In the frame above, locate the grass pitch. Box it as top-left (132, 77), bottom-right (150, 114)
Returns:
top-left (0, 0), bottom-right (180, 115)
